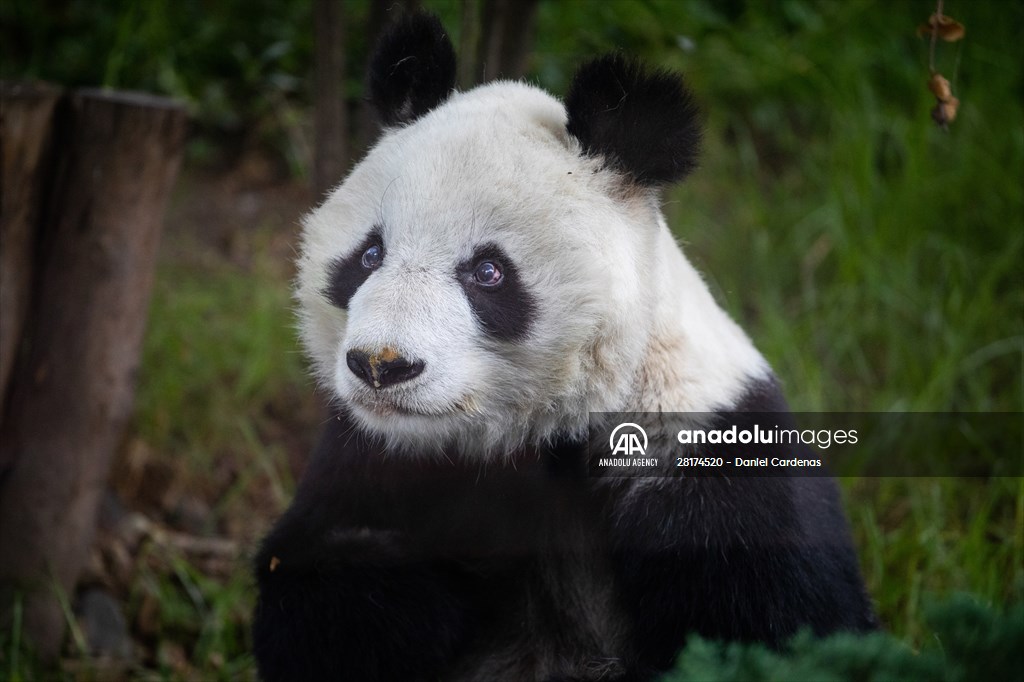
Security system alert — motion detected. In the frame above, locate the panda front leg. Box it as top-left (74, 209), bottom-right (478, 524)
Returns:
top-left (252, 515), bottom-right (477, 682)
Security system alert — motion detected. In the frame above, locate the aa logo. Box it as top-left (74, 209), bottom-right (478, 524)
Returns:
top-left (609, 423), bottom-right (648, 456)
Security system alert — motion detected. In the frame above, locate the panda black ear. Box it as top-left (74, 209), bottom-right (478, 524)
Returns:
top-left (368, 12), bottom-right (457, 127)
top-left (565, 54), bottom-right (702, 187)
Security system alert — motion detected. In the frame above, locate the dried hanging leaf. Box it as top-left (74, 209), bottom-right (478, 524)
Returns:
top-left (931, 96), bottom-right (960, 128)
top-left (269, 555), bottom-right (281, 572)
top-left (918, 13), bottom-right (966, 42)
top-left (928, 73), bottom-right (953, 101)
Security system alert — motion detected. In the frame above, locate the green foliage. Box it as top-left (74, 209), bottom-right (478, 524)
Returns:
top-left (657, 0), bottom-right (1023, 414)
top-left (3, 0), bottom-right (311, 110)
top-left (1, 0), bottom-right (315, 169)
top-left (660, 595), bottom-right (1024, 682)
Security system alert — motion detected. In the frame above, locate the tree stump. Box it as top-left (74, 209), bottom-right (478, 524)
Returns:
top-left (0, 82), bottom-right (62, 420)
top-left (0, 88), bottom-right (187, 659)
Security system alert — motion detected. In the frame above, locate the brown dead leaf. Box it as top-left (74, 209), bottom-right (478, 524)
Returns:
top-left (928, 73), bottom-right (953, 101)
top-left (918, 13), bottom-right (966, 42)
top-left (931, 96), bottom-right (960, 128)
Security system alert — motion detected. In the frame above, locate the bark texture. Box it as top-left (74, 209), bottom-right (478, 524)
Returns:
top-left (0, 82), bottom-right (61, 420)
top-left (478, 0), bottom-right (539, 82)
top-left (313, 0), bottom-right (347, 198)
top-left (0, 88), bottom-right (186, 659)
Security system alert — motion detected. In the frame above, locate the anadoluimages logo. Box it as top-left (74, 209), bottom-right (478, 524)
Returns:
top-left (609, 423), bottom-right (648, 456)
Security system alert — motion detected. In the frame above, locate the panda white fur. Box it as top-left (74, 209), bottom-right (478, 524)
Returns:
top-left (253, 13), bottom-right (876, 682)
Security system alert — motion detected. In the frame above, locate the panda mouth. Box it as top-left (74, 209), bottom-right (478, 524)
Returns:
top-left (348, 391), bottom-right (475, 417)
top-left (351, 395), bottom-right (465, 419)
top-left (360, 399), bottom-right (427, 417)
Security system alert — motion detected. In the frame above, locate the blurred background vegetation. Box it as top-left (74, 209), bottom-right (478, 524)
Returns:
top-left (2, 0), bottom-right (1021, 679)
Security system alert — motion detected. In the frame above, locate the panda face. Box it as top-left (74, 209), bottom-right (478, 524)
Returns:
top-left (291, 17), bottom-right (736, 456)
top-left (296, 83), bottom-right (660, 455)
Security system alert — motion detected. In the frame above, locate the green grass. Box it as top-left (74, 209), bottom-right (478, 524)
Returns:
top-left (661, 0), bottom-right (1023, 414)
top-left (127, 543), bottom-right (256, 681)
top-left (135, 248), bottom-right (307, 479)
top-left (850, 477), bottom-right (1023, 644)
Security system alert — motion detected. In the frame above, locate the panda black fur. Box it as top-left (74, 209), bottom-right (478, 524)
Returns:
top-left (253, 13), bottom-right (877, 682)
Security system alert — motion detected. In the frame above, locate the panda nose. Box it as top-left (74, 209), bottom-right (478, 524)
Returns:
top-left (346, 348), bottom-right (425, 389)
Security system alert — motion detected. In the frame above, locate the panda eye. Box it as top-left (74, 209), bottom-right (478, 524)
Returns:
top-left (473, 260), bottom-right (503, 287)
top-left (361, 243), bottom-right (384, 270)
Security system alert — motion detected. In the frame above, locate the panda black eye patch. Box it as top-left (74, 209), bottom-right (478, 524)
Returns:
top-left (457, 244), bottom-right (536, 342)
top-left (324, 230), bottom-right (385, 309)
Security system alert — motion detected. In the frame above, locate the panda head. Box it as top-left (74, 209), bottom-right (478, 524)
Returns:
top-left (296, 13), bottom-right (703, 456)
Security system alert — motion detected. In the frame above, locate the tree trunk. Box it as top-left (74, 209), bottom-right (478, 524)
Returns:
top-left (0, 82), bottom-right (62, 422)
top-left (313, 0), bottom-right (347, 199)
top-left (478, 0), bottom-right (539, 83)
top-left (356, 0), bottom-right (434, 155)
top-left (0, 88), bottom-right (186, 659)
top-left (458, 0), bottom-right (481, 89)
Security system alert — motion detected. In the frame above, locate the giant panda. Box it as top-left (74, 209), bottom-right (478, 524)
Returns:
top-left (253, 12), bottom-right (877, 682)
